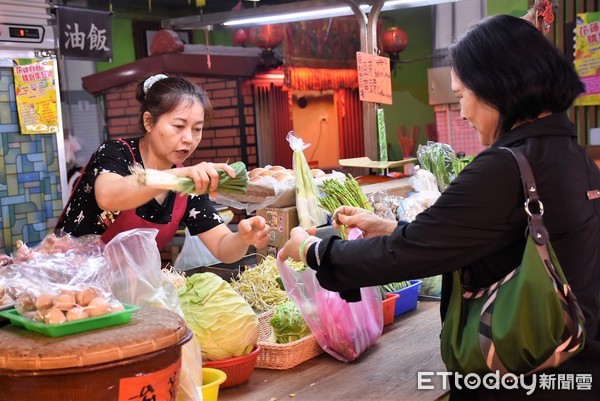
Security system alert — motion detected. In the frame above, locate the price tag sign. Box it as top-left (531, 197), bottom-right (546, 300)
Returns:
top-left (356, 51), bottom-right (393, 105)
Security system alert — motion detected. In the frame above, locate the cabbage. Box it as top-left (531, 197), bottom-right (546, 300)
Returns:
top-left (270, 301), bottom-right (311, 344)
top-left (178, 272), bottom-right (259, 361)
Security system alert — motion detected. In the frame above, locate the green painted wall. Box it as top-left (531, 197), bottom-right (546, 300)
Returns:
top-left (382, 7), bottom-right (435, 160)
top-left (487, 0), bottom-right (528, 17)
top-left (95, 17), bottom-right (136, 73)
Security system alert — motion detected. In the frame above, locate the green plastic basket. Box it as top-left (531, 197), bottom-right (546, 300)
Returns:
top-left (0, 304), bottom-right (141, 337)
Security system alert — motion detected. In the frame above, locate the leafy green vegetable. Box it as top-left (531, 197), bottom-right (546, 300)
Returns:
top-left (380, 281), bottom-right (412, 293)
top-left (269, 301), bottom-right (311, 344)
top-left (134, 161), bottom-right (248, 195)
top-left (178, 272), bottom-right (259, 361)
top-left (416, 141), bottom-right (457, 192)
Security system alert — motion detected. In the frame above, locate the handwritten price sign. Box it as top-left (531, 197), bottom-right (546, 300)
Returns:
top-left (356, 51), bottom-right (393, 105)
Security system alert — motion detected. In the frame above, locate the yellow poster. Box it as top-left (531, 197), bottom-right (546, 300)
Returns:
top-left (574, 12), bottom-right (600, 106)
top-left (12, 58), bottom-right (59, 134)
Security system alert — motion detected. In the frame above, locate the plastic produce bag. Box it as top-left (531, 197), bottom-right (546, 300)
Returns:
top-left (104, 228), bottom-right (203, 401)
top-left (287, 131), bottom-right (328, 229)
top-left (211, 177), bottom-right (295, 214)
top-left (275, 228), bottom-right (383, 362)
top-left (174, 228), bottom-right (220, 270)
top-left (3, 234), bottom-right (126, 324)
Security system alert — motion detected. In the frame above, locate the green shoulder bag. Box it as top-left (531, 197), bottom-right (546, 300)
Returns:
top-left (440, 147), bottom-right (585, 375)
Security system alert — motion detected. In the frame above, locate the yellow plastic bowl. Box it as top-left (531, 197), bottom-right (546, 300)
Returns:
top-left (201, 368), bottom-right (227, 401)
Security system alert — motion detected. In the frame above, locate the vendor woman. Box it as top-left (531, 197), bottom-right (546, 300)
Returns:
top-left (56, 74), bottom-right (269, 262)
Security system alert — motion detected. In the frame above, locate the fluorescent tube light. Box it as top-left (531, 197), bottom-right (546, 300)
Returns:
top-left (223, 5), bottom-right (371, 27)
top-left (163, 0), bottom-right (463, 30)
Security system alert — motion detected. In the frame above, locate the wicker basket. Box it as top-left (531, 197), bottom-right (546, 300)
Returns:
top-left (202, 344), bottom-right (260, 388)
top-left (256, 309), bottom-right (323, 370)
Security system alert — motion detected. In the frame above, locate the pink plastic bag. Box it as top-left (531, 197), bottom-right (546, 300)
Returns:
top-left (275, 229), bottom-right (383, 362)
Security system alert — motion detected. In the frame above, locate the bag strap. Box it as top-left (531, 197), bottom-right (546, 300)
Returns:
top-left (486, 147), bottom-right (586, 374)
top-left (502, 147), bottom-right (549, 245)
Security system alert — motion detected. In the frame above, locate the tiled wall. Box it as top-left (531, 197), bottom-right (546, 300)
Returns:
top-left (434, 104), bottom-right (485, 156)
top-left (0, 67), bottom-right (64, 254)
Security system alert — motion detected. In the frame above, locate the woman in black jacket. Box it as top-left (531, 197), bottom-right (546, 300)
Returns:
top-left (281, 14), bottom-right (600, 400)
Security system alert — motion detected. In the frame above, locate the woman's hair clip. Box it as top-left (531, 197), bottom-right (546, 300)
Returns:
top-left (143, 74), bottom-right (168, 95)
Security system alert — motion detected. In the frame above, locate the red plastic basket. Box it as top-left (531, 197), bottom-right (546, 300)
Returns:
top-left (202, 344), bottom-right (261, 388)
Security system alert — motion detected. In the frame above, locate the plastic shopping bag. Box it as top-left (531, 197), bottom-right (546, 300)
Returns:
top-left (104, 228), bottom-right (203, 401)
top-left (275, 229), bottom-right (382, 362)
top-left (174, 228), bottom-right (220, 270)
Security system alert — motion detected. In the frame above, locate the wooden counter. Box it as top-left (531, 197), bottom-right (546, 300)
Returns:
top-left (219, 301), bottom-right (446, 401)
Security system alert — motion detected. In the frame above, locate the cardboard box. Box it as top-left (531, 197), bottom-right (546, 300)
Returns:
top-left (256, 206), bottom-right (299, 257)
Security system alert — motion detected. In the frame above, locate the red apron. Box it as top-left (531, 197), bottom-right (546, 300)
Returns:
top-left (101, 194), bottom-right (187, 248)
top-left (100, 140), bottom-right (187, 248)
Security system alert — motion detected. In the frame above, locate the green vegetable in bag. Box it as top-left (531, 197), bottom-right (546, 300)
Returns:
top-left (269, 301), bottom-right (311, 344)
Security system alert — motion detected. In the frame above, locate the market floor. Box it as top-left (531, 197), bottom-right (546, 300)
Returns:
top-left (219, 301), bottom-right (446, 401)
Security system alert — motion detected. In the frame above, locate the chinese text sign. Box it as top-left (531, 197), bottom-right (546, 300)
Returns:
top-left (58, 6), bottom-right (112, 61)
top-left (13, 58), bottom-right (59, 135)
top-left (575, 12), bottom-right (600, 106)
top-left (356, 52), bottom-right (393, 105)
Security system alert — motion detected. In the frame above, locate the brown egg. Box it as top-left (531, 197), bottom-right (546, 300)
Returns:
top-left (266, 165), bottom-right (286, 172)
top-left (273, 171), bottom-right (294, 183)
top-left (258, 169), bottom-right (276, 177)
top-left (66, 306), bottom-right (89, 322)
top-left (53, 293), bottom-right (76, 311)
top-left (32, 310), bottom-right (45, 322)
top-left (34, 293), bottom-right (54, 310)
top-left (87, 296), bottom-right (112, 317)
top-left (58, 289), bottom-right (77, 297)
top-left (76, 287), bottom-right (102, 307)
top-left (17, 292), bottom-right (36, 312)
top-left (249, 176), bottom-right (266, 183)
top-left (311, 168), bottom-right (326, 178)
top-left (248, 168), bottom-right (267, 178)
top-left (44, 307), bottom-right (66, 324)
top-left (109, 301), bottom-right (125, 313)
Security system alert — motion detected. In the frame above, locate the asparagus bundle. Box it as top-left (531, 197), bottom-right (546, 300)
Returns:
top-left (318, 175), bottom-right (373, 239)
top-left (133, 161), bottom-right (248, 195)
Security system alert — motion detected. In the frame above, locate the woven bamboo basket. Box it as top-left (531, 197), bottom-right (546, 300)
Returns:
top-left (0, 307), bottom-right (191, 401)
top-left (256, 309), bottom-right (323, 370)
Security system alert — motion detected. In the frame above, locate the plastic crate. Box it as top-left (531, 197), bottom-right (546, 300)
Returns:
top-left (387, 280), bottom-right (422, 317)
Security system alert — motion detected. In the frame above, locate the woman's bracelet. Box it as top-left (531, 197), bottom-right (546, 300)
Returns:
top-left (299, 236), bottom-right (318, 265)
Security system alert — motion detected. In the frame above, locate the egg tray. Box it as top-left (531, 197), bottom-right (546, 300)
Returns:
top-left (0, 304), bottom-right (140, 337)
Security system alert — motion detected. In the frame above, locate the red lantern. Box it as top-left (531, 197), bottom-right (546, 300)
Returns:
top-left (382, 27), bottom-right (408, 74)
top-left (382, 27), bottom-right (408, 55)
top-left (248, 24), bottom-right (284, 50)
top-left (232, 28), bottom-right (248, 47)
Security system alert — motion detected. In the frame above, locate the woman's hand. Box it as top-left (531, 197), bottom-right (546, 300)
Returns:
top-left (236, 215), bottom-right (270, 249)
top-left (333, 206), bottom-right (396, 238)
top-left (172, 162), bottom-right (236, 194)
top-left (280, 227), bottom-right (318, 263)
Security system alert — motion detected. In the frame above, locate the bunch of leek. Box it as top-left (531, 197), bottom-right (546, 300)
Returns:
top-left (287, 132), bottom-right (327, 229)
top-left (133, 161), bottom-right (248, 195)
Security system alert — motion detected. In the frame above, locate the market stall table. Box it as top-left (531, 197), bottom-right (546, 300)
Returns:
top-left (219, 301), bottom-right (446, 401)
